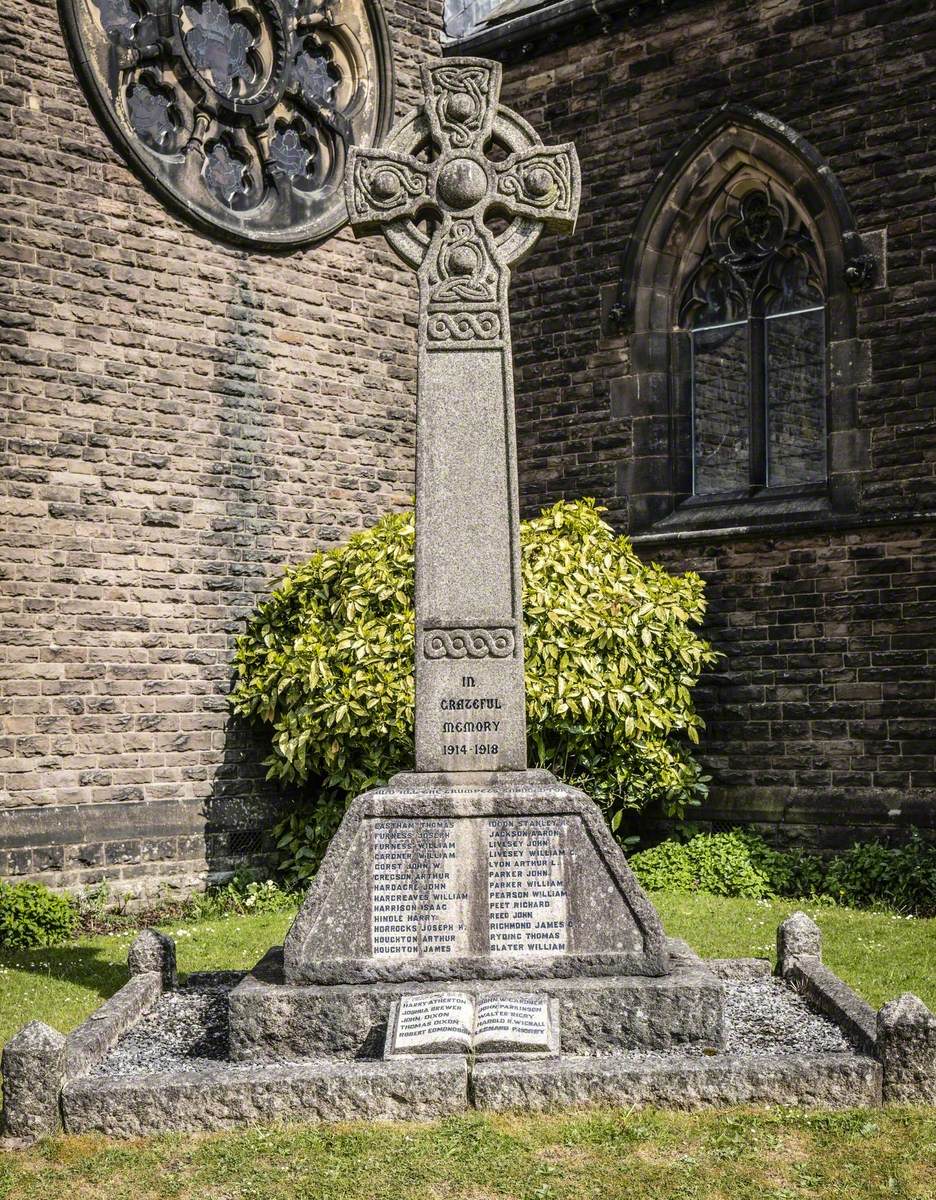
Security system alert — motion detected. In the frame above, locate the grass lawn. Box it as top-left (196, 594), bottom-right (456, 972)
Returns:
top-left (0, 1106), bottom-right (933, 1199)
top-left (0, 896), bottom-right (933, 1199)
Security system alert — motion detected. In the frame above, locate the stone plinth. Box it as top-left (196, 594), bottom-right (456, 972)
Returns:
top-left (470, 1053), bottom-right (882, 1113)
top-left (283, 771), bottom-right (669, 985)
top-left (62, 1059), bottom-right (469, 1137)
top-left (229, 941), bottom-right (723, 1063)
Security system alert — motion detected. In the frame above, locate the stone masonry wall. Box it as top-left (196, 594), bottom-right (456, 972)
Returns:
top-left (648, 521), bottom-right (936, 849)
top-left (0, 0), bottom-right (442, 898)
top-left (493, 0), bottom-right (936, 842)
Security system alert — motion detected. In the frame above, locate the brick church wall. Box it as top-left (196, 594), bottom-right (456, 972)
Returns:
top-left (0, 0), bottom-right (441, 898)
top-left (492, 0), bottom-right (936, 843)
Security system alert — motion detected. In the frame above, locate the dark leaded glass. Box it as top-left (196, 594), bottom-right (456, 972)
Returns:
top-left (269, 126), bottom-right (314, 181)
top-left (182, 1), bottom-right (255, 99)
top-left (93, 0), bottom-right (140, 44)
top-left (127, 78), bottom-right (180, 152)
top-left (691, 323), bottom-right (750, 494)
top-left (679, 179), bottom-right (827, 495)
top-left (766, 308), bottom-right (826, 486)
top-left (203, 141), bottom-right (250, 207)
top-left (294, 41), bottom-right (339, 104)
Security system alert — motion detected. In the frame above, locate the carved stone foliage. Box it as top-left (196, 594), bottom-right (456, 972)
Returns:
top-left (62, 0), bottom-right (393, 247)
top-left (679, 179), bottom-right (825, 328)
top-left (346, 57), bottom-right (581, 353)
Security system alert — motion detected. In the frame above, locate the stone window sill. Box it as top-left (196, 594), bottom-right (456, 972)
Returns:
top-left (630, 496), bottom-right (936, 547)
top-left (645, 484), bottom-right (831, 534)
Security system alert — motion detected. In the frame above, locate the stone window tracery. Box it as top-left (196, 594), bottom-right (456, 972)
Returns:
top-left (609, 105), bottom-right (876, 533)
top-left (678, 179), bottom-right (827, 495)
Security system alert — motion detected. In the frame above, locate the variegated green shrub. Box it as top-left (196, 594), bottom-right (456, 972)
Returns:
top-left (231, 499), bottom-right (717, 883)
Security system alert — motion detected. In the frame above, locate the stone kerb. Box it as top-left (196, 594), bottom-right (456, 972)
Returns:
top-left (65, 973), bottom-right (164, 1081)
top-left (877, 993), bottom-right (936, 1104)
top-left (283, 771), bottom-right (669, 985)
top-left (1, 1021), bottom-right (66, 1141)
top-left (776, 912), bottom-right (877, 1054)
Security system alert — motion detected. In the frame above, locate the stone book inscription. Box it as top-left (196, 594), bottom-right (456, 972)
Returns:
top-left (386, 991), bottom-right (554, 1056)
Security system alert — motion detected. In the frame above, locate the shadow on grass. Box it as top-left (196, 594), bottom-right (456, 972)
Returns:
top-left (0, 941), bottom-right (128, 1002)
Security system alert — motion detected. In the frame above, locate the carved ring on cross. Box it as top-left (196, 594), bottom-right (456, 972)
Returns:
top-left (346, 58), bottom-right (580, 348)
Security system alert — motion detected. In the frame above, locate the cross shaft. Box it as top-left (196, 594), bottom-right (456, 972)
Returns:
top-left (347, 58), bottom-right (580, 774)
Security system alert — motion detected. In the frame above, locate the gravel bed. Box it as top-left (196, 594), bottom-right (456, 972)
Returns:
top-left (91, 976), bottom-right (852, 1078)
top-left (91, 973), bottom-right (242, 1077)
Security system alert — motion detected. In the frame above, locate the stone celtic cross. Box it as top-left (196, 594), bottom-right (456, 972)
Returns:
top-left (347, 58), bottom-right (580, 775)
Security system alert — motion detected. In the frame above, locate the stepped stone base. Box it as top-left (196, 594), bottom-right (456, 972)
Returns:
top-left (62, 1058), bottom-right (468, 1138)
top-left (471, 1052), bottom-right (882, 1112)
top-left (59, 1051), bottom-right (882, 1138)
top-left (228, 939), bottom-right (725, 1062)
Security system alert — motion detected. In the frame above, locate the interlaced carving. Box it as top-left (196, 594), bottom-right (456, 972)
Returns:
top-left (680, 180), bottom-right (824, 328)
top-left (495, 147), bottom-right (575, 224)
top-left (423, 628), bottom-right (516, 660)
top-left (429, 63), bottom-right (499, 151)
top-left (63, 0), bottom-right (393, 247)
top-left (346, 57), bottom-right (580, 353)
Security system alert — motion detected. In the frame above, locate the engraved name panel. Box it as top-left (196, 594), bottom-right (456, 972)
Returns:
top-left (371, 818), bottom-right (471, 957)
top-left (487, 816), bottom-right (569, 954)
top-left (392, 992), bottom-right (474, 1052)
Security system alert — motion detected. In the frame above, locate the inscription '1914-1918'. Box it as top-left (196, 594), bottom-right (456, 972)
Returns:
top-left (440, 676), bottom-right (504, 758)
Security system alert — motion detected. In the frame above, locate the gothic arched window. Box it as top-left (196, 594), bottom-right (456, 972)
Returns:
top-left (678, 180), bottom-right (827, 495)
top-left (610, 105), bottom-right (876, 533)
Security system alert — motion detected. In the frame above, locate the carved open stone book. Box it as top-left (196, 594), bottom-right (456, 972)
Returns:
top-left (385, 991), bottom-right (559, 1057)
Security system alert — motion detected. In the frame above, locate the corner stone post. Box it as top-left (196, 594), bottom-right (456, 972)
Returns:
top-left (877, 993), bottom-right (936, 1104)
top-left (1, 1021), bottom-right (66, 1140)
top-left (776, 911), bottom-right (822, 975)
top-left (128, 928), bottom-right (176, 990)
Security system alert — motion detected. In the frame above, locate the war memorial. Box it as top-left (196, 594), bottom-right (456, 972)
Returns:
top-left (2, 49), bottom-right (933, 1139)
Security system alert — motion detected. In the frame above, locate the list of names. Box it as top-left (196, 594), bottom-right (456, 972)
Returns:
top-left (371, 819), bottom-right (469, 957)
top-left (487, 816), bottom-right (568, 954)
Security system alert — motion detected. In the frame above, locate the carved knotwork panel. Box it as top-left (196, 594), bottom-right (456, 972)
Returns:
top-left (62, 0), bottom-right (393, 247)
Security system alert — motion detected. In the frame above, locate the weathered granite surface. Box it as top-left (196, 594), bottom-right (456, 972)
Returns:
top-left (62, 1058), bottom-right (469, 1137)
top-left (233, 940), bottom-right (719, 1061)
top-left (128, 929), bottom-right (176, 990)
top-left (283, 772), bottom-right (669, 985)
top-left (877, 993), bottom-right (936, 1104)
top-left (1, 1021), bottom-right (65, 1139)
top-left (66, 971), bottom-right (163, 1080)
top-left (776, 911), bottom-right (822, 974)
top-left (346, 58), bottom-right (580, 776)
top-left (706, 958), bottom-right (772, 981)
top-left (784, 960), bottom-right (877, 1054)
top-left (471, 1052), bottom-right (882, 1112)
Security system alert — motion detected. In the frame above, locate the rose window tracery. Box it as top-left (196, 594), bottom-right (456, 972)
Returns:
top-left (61, 0), bottom-right (393, 247)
